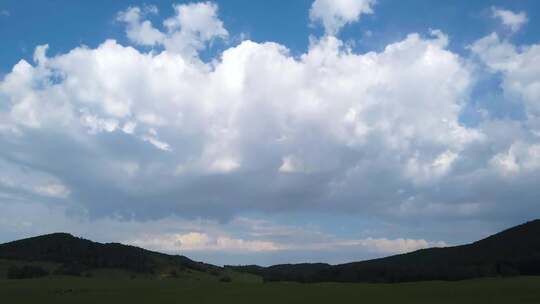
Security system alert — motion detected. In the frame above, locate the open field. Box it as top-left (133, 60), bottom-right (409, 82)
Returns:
top-left (1, 276), bottom-right (539, 304)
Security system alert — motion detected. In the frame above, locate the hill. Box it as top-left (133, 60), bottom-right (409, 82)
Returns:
top-left (2, 219), bottom-right (540, 283)
top-left (229, 219), bottom-right (540, 282)
top-left (0, 233), bottom-right (229, 280)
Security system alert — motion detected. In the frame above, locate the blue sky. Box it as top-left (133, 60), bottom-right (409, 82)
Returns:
top-left (3, 0), bottom-right (540, 71)
top-left (1, 0), bottom-right (540, 266)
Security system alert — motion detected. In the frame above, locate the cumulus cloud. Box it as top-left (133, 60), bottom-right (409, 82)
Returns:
top-left (1, 1), bottom-right (540, 265)
top-left (470, 32), bottom-right (540, 132)
top-left (117, 2), bottom-right (228, 56)
top-left (309, 0), bottom-right (375, 35)
top-left (0, 27), bottom-right (486, 220)
top-left (491, 7), bottom-right (528, 33)
top-left (117, 5), bottom-right (164, 46)
top-left (490, 142), bottom-right (540, 176)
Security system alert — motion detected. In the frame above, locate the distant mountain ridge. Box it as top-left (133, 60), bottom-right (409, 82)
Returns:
top-left (0, 232), bottom-right (218, 277)
top-left (2, 219), bottom-right (540, 283)
top-left (229, 219), bottom-right (540, 282)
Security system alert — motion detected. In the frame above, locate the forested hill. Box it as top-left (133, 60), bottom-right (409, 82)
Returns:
top-left (229, 219), bottom-right (540, 283)
top-left (2, 219), bottom-right (540, 283)
top-left (0, 232), bottom-right (218, 275)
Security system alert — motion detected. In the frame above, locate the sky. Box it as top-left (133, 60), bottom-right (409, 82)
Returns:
top-left (0, 0), bottom-right (540, 266)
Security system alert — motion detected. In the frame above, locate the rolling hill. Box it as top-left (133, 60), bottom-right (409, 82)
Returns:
top-left (1, 219), bottom-right (540, 283)
top-left (229, 219), bottom-right (540, 282)
top-left (0, 232), bottom-right (230, 280)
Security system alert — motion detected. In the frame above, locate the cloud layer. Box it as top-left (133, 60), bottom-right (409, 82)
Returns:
top-left (1, 2), bottom-right (539, 264)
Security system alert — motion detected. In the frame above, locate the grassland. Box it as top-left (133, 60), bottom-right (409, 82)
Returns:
top-left (1, 276), bottom-right (539, 303)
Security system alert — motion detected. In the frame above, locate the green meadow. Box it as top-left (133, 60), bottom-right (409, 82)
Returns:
top-left (1, 276), bottom-right (539, 304)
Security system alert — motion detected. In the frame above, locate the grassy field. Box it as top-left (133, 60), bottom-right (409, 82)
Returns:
top-left (1, 276), bottom-right (539, 303)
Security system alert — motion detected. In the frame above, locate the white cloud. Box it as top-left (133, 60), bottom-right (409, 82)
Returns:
top-left (309, 0), bottom-right (375, 35)
top-left (209, 157), bottom-right (240, 173)
top-left (33, 183), bottom-right (70, 198)
top-left (3, 1), bottom-right (540, 267)
top-left (490, 142), bottom-right (540, 176)
top-left (80, 110), bottom-right (119, 134)
top-left (1, 2), bottom-right (540, 240)
top-left (163, 2), bottom-right (228, 52)
top-left (125, 218), bottom-right (446, 255)
top-left (122, 121), bottom-right (137, 134)
top-left (33, 44), bottom-right (49, 65)
top-left (117, 2), bottom-right (227, 56)
top-left (128, 232), bottom-right (281, 253)
top-left (0, 159), bottom-right (70, 200)
top-left (141, 133), bottom-right (171, 151)
top-left (492, 7), bottom-right (528, 33)
top-left (471, 33), bottom-right (540, 132)
top-left (127, 231), bottom-right (444, 256)
top-left (279, 155), bottom-right (304, 173)
top-left (117, 6), bottom-right (165, 46)
top-left (0, 23), bottom-right (484, 220)
top-left (405, 150), bottom-right (458, 184)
